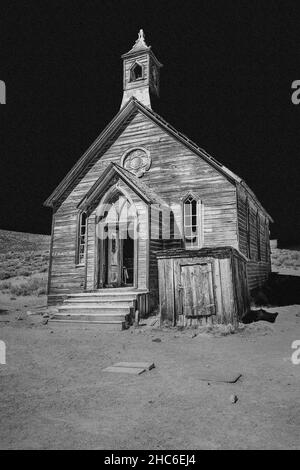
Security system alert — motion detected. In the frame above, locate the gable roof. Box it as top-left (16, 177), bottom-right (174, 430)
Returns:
top-left (77, 162), bottom-right (166, 213)
top-left (44, 97), bottom-right (273, 221)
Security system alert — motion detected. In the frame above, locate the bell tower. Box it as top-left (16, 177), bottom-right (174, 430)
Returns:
top-left (120, 30), bottom-right (163, 109)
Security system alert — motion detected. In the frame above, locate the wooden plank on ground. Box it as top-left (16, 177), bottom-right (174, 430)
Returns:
top-left (114, 362), bottom-right (155, 370)
top-left (198, 372), bottom-right (242, 383)
top-left (103, 366), bottom-right (146, 375)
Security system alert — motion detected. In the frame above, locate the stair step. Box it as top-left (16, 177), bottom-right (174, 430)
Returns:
top-left (64, 299), bottom-right (135, 307)
top-left (52, 313), bottom-right (128, 322)
top-left (66, 290), bottom-right (147, 298)
top-left (49, 319), bottom-right (126, 330)
top-left (58, 305), bottom-right (132, 315)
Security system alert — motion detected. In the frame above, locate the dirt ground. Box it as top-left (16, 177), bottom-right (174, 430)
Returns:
top-left (0, 295), bottom-right (299, 450)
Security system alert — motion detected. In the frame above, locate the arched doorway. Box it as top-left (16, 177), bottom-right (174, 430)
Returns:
top-left (96, 186), bottom-right (137, 288)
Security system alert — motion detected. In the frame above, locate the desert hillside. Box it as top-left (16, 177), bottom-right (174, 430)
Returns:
top-left (0, 229), bottom-right (50, 254)
top-left (0, 229), bottom-right (50, 299)
top-left (271, 247), bottom-right (300, 276)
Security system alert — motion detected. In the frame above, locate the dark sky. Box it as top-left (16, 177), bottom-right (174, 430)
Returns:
top-left (0, 0), bottom-right (299, 246)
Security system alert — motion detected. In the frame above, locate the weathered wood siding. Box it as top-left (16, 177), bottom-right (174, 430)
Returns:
top-left (157, 248), bottom-right (249, 326)
top-left (48, 111), bottom-right (238, 304)
top-left (237, 185), bottom-right (271, 291)
top-left (246, 261), bottom-right (271, 290)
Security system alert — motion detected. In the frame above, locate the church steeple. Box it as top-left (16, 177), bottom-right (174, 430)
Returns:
top-left (120, 30), bottom-right (163, 109)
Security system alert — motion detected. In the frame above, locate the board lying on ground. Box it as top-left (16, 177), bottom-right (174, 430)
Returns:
top-left (103, 362), bottom-right (155, 375)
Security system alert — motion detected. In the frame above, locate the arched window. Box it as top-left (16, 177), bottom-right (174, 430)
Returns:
top-left (77, 212), bottom-right (87, 264)
top-left (130, 63), bottom-right (143, 81)
top-left (183, 194), bottom-right (202, 249)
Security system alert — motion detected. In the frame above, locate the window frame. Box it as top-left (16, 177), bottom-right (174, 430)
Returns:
top-left (246, 199), bottom-right (251, 259)
top-left (76, 211), bottom-right (87, 266)
top-left (182, 193), bottom-right (203, 250)
top-left (129, 62), bottom-right (144, 82)
top-left (256, 211), bottom-right (261, 261)
top-left (264, 219), bottom-right (270, 262)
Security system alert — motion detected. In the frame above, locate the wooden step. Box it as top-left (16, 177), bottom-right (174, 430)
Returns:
top-left (48, 319), bottom-right (126, 330)
top-left (52, 312), bottom-right (128, 322)
top-left (64, 298), bottom-right (135, 306)
top-left (66, 289), bottom-right (147, 298)
top-left (58, 305), bottom-right (132, 315)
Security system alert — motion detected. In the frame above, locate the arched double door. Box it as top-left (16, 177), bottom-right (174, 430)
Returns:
top-left (96, 188), bottom-right (136, 288)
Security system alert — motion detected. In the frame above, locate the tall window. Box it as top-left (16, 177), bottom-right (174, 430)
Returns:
top-left (159, 211), bottom-right (163, 240)
top-left (77, 212), bottom-right (87, 264)
top-left (170, 210), bottom-right (175, 240)
top-left (265, 219), bottom-right (269, 262)
top-left (183, 194), bottom-right (202, 249)
top-left (246, 200), bottom-right (251, 259)
top-left (256, 211), bottom-right (261, 261)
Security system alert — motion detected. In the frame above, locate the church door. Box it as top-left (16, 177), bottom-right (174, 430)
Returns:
top-left (97, 190), bottom-right (136, 288)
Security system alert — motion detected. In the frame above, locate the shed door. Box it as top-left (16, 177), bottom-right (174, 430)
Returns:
top-left (180, 263), bottom-right (215, 317)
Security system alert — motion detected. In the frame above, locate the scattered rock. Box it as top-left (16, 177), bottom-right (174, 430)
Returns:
top-left (230, 394), bottom-right (238, 404)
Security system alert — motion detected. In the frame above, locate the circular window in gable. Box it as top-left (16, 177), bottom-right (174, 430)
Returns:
top-left (121, 147), bottom-right (151, 177)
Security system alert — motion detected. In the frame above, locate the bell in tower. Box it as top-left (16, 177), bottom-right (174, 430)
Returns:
top-left (120, 30), bottom-right (163, 109)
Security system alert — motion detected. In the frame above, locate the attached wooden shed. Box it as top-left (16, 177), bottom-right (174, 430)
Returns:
top-left (157, 247), bottom-right (250, 327)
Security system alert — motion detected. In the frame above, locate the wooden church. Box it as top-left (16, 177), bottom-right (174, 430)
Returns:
top-left (44, 30), bottom-right (273, 328)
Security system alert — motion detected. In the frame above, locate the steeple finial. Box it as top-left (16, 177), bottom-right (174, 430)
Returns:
top-left (125, 29), bottom-right (150, 55)
top-left (136, 29), bottom-right (146, 47)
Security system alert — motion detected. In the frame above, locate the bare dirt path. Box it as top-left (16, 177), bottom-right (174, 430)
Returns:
top-left (0, 303), bottom-right (299, 449)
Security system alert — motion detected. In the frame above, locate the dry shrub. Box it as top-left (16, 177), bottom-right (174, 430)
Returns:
top-left (0, 280), bottom-right (12, 291)
top-left (10, 277), bottom-right (47, 296)
top-left (196, 323), bottom-right (240, 337)
top-left (0, 271), bottom-right (13, 280)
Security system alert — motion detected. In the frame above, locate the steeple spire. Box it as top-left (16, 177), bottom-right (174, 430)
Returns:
top-left (120, 30), bottom-right (163, 109)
